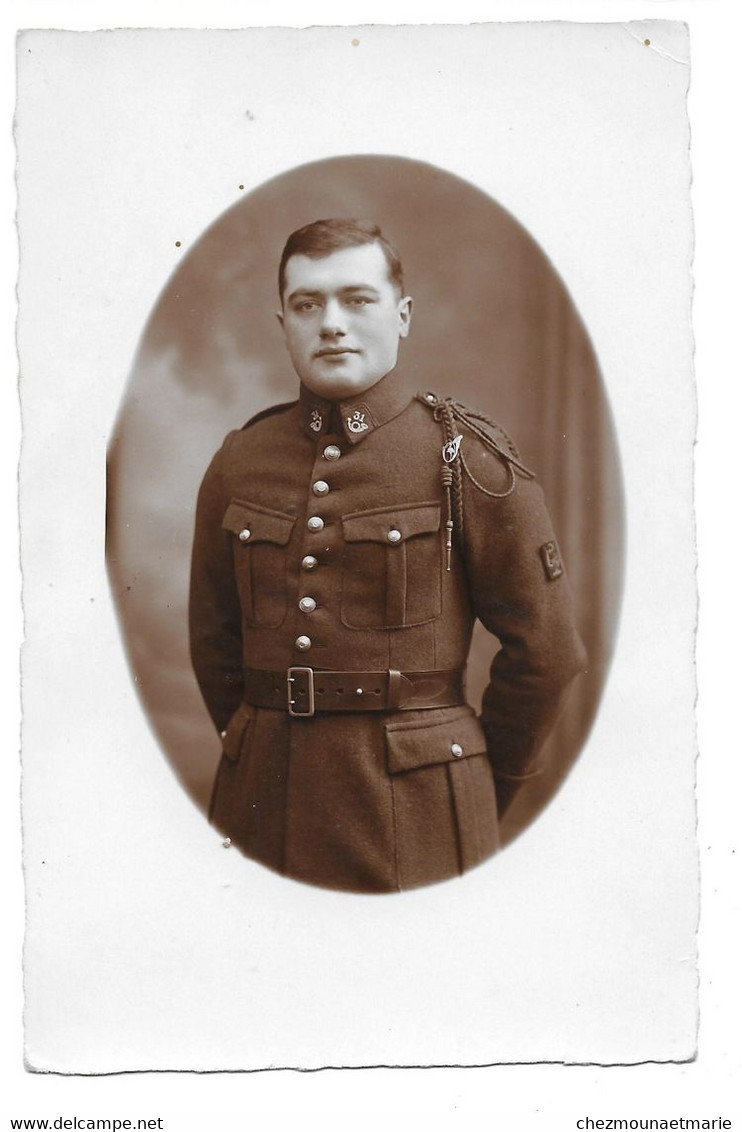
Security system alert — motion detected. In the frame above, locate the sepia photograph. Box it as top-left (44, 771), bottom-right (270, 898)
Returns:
top-left (15, 17), bottom-right (701, 1079)
top-left (106, 157), bottom-right (623, 893)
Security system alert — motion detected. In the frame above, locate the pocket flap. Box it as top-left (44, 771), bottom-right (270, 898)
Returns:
top-left (221, 702), bottom-right (255, 762)
top-left (222, 499), bottom-right (296, 546)
top-left (385, 709), bottom-right (487, 775)
top-left (342, 501), bottom-right (441, 545)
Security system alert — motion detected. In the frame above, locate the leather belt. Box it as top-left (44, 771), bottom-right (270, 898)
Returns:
top-left (242, 666), bottom-right (466, 717)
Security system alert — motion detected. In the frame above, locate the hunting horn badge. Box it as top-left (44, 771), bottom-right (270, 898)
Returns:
top-left (347, 410), bottom-right (369, 434)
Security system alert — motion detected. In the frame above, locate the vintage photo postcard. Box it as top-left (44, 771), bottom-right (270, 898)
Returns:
top-left (17, 21), bottom-right (695, 1071)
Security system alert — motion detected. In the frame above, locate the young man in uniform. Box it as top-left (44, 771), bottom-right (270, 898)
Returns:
top-left (189, 218), bottom-right (586, 893)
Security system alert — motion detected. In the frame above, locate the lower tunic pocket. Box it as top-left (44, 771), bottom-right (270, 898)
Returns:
top-left (385, 707), bottom-right (499, 889)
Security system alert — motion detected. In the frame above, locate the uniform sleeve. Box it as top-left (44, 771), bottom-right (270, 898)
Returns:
top-left (460, 439), bottom-right (587, 815)
top-left (189, 433), bottom-right (245, 733)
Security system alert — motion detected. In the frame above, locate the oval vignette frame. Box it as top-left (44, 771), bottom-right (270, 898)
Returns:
top-left (106, 154), bottom-right (624, 858)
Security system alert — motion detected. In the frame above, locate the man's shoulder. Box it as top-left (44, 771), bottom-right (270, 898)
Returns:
top-left (413, 389), bottom-right (537, 503)
top-left (205, 400), bottom-right (297, 472)
top-left (414, 390), bottom-right (529, 469)
top-left (239, 399), bottom-right (298, 432)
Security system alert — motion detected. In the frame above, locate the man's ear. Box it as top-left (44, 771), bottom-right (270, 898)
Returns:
top-left (275, 310), bottom-right (285, 331)
top-left (398, 295), bottom-right (413, 339)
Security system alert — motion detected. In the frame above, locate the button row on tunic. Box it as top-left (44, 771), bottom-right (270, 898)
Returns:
top-left (296, 455), bottom-right (338, 654)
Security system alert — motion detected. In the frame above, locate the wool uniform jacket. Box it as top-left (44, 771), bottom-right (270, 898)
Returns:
top-left (189, 370), bottom-right (586, 893)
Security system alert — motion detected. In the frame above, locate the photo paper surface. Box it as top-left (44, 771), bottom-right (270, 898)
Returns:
top-left (17, 21), bottom-right (695, 1071)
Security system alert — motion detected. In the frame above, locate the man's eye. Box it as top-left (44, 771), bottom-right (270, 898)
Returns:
top-left (296, 301), bottom-right (319, 312)
top-left (348, 296), bottom-right (372, 306)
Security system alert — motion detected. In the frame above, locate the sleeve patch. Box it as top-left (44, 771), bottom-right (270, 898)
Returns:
top-left (540, 540), bottom-right (564, 581)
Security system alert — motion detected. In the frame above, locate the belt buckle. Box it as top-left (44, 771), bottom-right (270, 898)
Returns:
top-left (287, 666), bottom-right (315, 717)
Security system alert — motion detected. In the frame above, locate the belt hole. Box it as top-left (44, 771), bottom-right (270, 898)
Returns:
top-left (336, 687), bottom-right (344, 695)
top-left (374, 688), bottom-right (381, 695)
top-left (317, 687), bottom-right (325, 695)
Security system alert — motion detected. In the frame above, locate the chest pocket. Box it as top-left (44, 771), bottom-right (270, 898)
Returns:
top-left (222, 499), bottom-right (296, 628)
top-left (341, 501), bottom-right (442, 629)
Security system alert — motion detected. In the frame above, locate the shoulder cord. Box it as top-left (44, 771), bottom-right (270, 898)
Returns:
top-left (436, 400), bottom-right (464, 571)
top-left (430, 396), bottom-right (535, 570)
top-left (446, 398), bottom-right (536, 482)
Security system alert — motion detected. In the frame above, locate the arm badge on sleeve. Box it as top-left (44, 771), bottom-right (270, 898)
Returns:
top-left (540, 540), bottom-right (564, 581)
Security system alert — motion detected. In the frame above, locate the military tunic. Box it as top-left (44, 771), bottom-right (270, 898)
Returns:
top-left (189, 371), bottom-right (586, 893)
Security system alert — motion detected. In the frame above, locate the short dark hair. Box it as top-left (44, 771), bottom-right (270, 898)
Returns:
top-left (278, 218), bottom-right (404, 300)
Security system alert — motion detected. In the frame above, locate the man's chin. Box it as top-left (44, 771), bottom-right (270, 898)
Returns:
top-left (302, 366), bottom-right (381, 402)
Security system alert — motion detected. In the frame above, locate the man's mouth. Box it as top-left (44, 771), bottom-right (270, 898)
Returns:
top-left (315, 347), bottom-right (359, 357)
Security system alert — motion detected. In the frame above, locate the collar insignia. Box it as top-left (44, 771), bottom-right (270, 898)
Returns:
top-left (347, 409), bottom-right (370, 434)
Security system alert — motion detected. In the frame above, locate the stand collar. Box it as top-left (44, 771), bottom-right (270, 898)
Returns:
top-left (298, 369), bottom-right (413, 445)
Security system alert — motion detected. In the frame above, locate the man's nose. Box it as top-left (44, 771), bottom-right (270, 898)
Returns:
top-left (319, 299), bottom-right (347, 337)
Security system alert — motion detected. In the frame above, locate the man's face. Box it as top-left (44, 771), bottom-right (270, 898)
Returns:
top-left (277, 242), bottom-right (413, 400)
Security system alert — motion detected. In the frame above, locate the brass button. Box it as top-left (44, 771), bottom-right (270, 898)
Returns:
top-left (451, 742), bottom-right (464, 758)
top-left (238, 528), bottom-right (251, 542)
top-left (295, 635), bottom-right (312, 651)
top-left (387, 528), bottom-right (402, 544)
top-left (307, 516), bottom-right (324, 532)
top-left (220, 729), bottom-right (227, 739)
top-left (301, 555), bottom-right (318, 571)
top-left (299, 596), bottom-right (316, 613)
top-left (323, 444), bottom-right (341, 461)
top-left (312, 480), bottom-right (330, 496)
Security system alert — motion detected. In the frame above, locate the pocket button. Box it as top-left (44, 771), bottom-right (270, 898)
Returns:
top-left (451, 743), bottom-right (464, 758)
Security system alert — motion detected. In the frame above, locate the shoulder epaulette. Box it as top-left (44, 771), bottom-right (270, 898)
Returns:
top-left (416, 391), bottom-right (535, 479)
top-left (417, 390), bottom-right (535, 569)
top-left (241, 400), bottom-right (297, 431)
